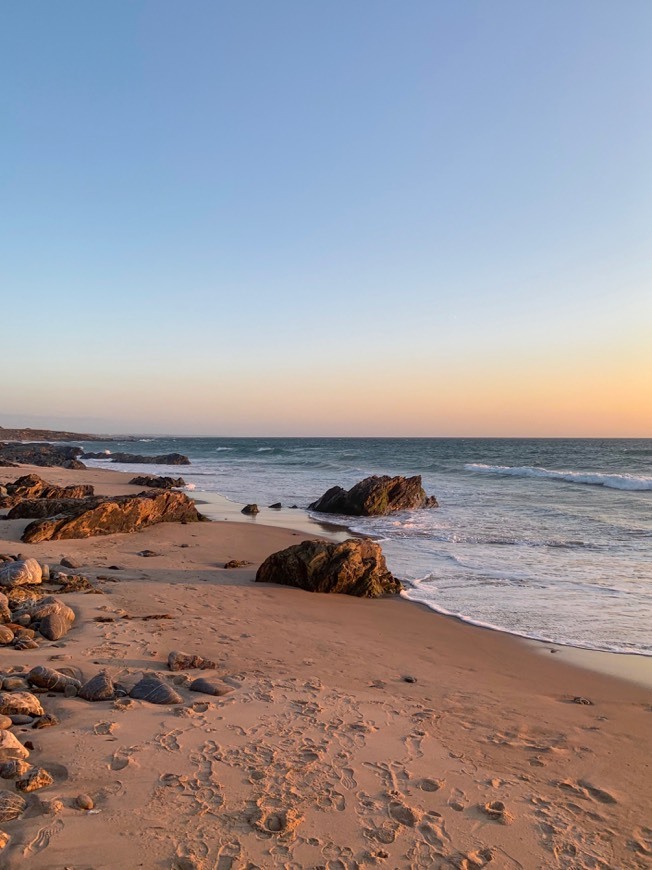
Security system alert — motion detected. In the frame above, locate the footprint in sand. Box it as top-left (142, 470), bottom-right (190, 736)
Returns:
top-left (21, 819), bottom-right (64, 857)
top-left (216, 841), bottom-right (241, 870)
top-left (481, 800), bottom-right (513, 825)
top-left (388, 800), bottom-right (420, 827)
top-left (419, 777), bottom-right (444, 792)
top-left (110, 745), bottom-right (141, 770)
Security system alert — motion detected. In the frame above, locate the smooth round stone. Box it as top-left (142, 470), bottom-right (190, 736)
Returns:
top-left (75, 794), bottom-right (94, 810)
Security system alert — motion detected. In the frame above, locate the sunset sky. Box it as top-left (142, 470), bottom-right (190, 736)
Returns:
top-left (2, 1), bottom-right (650, 436)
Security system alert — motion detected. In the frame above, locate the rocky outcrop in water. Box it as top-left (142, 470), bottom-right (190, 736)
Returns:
top-left (0, 443), bottom-right (85, 469)
top-left (129, 475), bottom-right (186, 489)
top-left (21, 490), bottom-right (204, 543)
top-left (83, 452), bottom-right (190, 465)
top-left (256, 537), bottom-right (402, 597)
top-left (309, 475), bottom-right (438, 517)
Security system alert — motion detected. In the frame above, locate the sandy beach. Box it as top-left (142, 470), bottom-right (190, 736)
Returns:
top-left (0, 464), bottom-right (650, 869)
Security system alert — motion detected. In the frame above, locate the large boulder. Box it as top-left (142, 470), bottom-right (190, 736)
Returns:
top-left (255, 538), bottom-right (402, 597)
top-left (83, 452), bottom-right (190, 465)
top-left (309, 475), bottom-right (438, 517)
top-left (0, 559), bottom-right (42, 588)
top-left (21, 490), bottom-right (204, 543)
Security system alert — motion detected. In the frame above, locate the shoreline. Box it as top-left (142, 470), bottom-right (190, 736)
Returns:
top-left (0, 462), bottom-right (650, 867)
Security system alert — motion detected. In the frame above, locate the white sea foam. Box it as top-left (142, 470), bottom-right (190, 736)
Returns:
top-left (465, 463), bottom-right (652, 491)
top-left (184, 483), bottom-right (196, 490)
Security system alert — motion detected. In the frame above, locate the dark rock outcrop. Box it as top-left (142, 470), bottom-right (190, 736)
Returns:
top-left (241, 504), bottom-right (259, 515)
top-left (83, 452), bottom-right (190, 465)
top-left (6, 498), bottom-right (101, 520)
top-left (0, 443), bottom-right (85, 469)
top-left (309, 475), bottom-right (438, 517)
top-left (20, 491), bottom-right (205, 543)
top-left (167, 650), bottom-right (216, 671)
top-left (255, 538), bottom-right (402, 597)
top-left (129, 475), bottom-right (186, 489)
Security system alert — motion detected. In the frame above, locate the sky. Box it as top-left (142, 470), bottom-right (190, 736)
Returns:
top-left (1, 1), bottom-right (650, 437)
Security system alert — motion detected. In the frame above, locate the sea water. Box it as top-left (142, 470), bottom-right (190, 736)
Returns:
top-left (82, 437), bottom-right (652, 656)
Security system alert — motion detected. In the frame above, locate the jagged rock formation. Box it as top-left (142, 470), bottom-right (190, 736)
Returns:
top-left (309, 475), bottom-right (438, 517)
top-left (255, 537), bottom-right (402, 597)
top-left (21, 490), bottom-right (205, 543)
top-left (0, 474), bottom-right (94, 509)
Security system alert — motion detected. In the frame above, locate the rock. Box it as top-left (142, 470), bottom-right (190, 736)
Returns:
top-left (16, 767), bottom-right (54, 792)
top-left (0, 692), bottom-right (44, 717)
top-left (0, 791), bottom-right (27, 821)
top-left (0, 558), bottom-right (42, 588)
top-left (0, 627), bottom-right (13, 645)
top-left (1, 678), bottom-right (28, 692)
top-left (403, 675), bottom-right (417, 683)
top-left (0, 830), bottom-right (8, 850)
top-left (40, 564), bottom-right (50, 581)
top-left (137, 550), bottom-right (159, 558)
top-left (0, 444), bottom-right (84, 470)
top-left (167, 651), bottom-right (216, 672)
top-left (268, 502), bottom-right (282, 509)
top-left (83, 451), bottom-right (190, 465)
top-left (129, 475), bottom-right (186, 489)
top-left (0, 717), bottom-right (11, 731)
top-left (75, 793), bottom-right (94, 810)
top-left (0, 730), bottom-right (30, 762)
top-left (32, 713), bottom-right (59, 729)
top-left (9, 716), bottom-right (33, 726)
top-left (0, 593), bottom-right (10, 623)
top-left (224, 560), bottom-right (252, 569)
top-left (39, 797), bottom-right (64, 815)
top-left (0, 473), bottom-right (93, 509)
top-left (6, 497), bottom-right (100, 520)
top-left (129, 676), bottom-right (182, 705)
top-left (189, 678), bottom-right (229, 697)
top-left (38, 613), bottom-right (72, 641)
top-left (78, 672), bottom-right (115, 702)
top-left (60, 557), bottom-right (80, 570)
top-left (256, 537), bottom-right (402, 597)
top-left (21, 490), bottom-right (205, 543)
top-left (309, 475), bottom-right (438, 517)
top-left (28, 666), bottom-right (81, 694)
top-left (14, 638), bottom-right (39, 650)
top-left (241, 504), bottom-right (259, 515)
top-left (0, 760), bottom-right (31, 779)
top-left (16, 597), bottom-right (75, 624)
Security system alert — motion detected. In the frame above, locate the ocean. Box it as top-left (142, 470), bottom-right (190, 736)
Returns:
top-left (82, 437), bottom-right (652, 656)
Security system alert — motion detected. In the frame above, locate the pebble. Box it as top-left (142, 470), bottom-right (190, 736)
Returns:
top-left (402, 675), bottom-right (417, 683)
top-left (75, 794), bottom-right (94, 810)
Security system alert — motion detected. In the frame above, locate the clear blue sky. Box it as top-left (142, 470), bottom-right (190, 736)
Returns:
top-left (2, 1), bottom-right (650, 435)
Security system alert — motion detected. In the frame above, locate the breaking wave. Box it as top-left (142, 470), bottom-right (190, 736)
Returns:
top-left (465, 464), bottom-right (652, 491)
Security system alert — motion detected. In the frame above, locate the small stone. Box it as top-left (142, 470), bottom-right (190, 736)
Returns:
top-left (60, 557), bottom-right (80, 570)
top-left (129, 676), bottom-right (182, 705)
top-left (40, 564), bottom-right (50, 581)
top-left (0, 627), bottom-right (13, 645)
top-left (16, 767), bottom-right (54, 793)
top-left (137, 550), bottom-right (159, 558)
top-left (2, 677), bottom-right (29, 692)
top-left (33, 714), bottom-right (59, 729)
top-left (0, 830), bottom-right (9, 849)
top-left (75, 793), bottom-right (94, 810)
top-left (189, 678), bottom-right (229, 697)
top-left (0, 717), bottom-right (10, 731)
top-left (268, 502), bottom-right (282, 509)
top-left (39, 797), bottom-right (64, 815)
top-left (224, 560), bottom-right (252, 569)
top-left (9, 715), bottom-right (33, 726)
top-left (241, 504), bottom-right (259, 515)
top-left (403, 675), bottom-right (417, 683)
top-left (573, 696), bottom-right (593, 705)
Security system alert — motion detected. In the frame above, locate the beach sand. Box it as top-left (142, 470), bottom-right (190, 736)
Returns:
top-left (0, 465), bottom-right (650, 869)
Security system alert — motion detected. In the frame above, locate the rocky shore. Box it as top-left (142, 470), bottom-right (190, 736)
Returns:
top-left (0, 462), bottom-right (649, 869)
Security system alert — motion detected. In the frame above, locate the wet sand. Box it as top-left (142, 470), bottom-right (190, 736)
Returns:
top-left (0, 464), bottom-right (650, 868)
